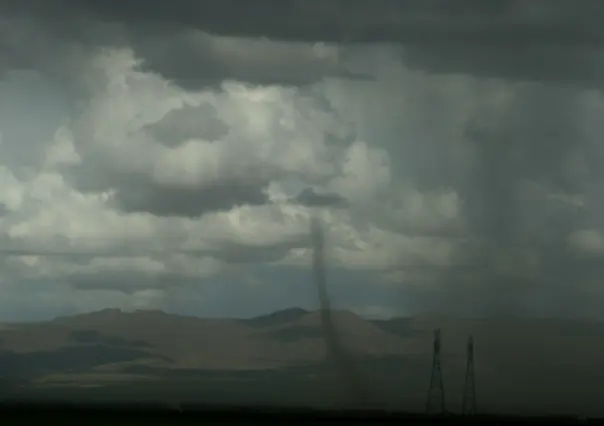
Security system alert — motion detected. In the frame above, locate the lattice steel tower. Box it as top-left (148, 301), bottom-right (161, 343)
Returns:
top-left (462, 335), bottom-right (477, 416)
top-left (426, 328), bottom-right (445, 414)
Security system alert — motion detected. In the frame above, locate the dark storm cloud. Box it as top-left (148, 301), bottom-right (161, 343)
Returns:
top-left (401, 44), bottom-right (604, 89)
top-left (463, 85), bottom-right (590, 246)
top-left (5, 0), bottom-right (604, 87)
top-left (25, 0), bottom-right (602, 44)
top-left (1, 1), bottom-right (361, 89)
top-left (436, 84), bottom-right (604, 317)
top-left (293, 187), bottom-right (348, 208)
top-left (0, 12), bottom-right (121, 92)
top-left (130, 30), bottom-right (365, 90)
top-left (397, 252), bottom-right (604, 319)
top-left (5, 0), bottom-right (604, 320)
top-left (145, 103), bottom-right (229, 147)
top-left (108, 181), bottom-right (269, 218)
top-left (4, 0), bottom-right (604, 88)
top-left (63, 164), bottom-right (271, 218)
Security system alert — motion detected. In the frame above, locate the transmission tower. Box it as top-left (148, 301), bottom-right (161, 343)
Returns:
top-left (462, 335), bottom-right (477, 416)
top-left (426, 328), bottom-right (446, 415)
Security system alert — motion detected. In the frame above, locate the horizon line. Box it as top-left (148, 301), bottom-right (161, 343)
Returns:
top-left (0, 306), bottom-right (598, 325)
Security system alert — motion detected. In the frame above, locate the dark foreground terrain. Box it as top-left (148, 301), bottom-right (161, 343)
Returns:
top-left (0, 308), bottom-right (603, 417)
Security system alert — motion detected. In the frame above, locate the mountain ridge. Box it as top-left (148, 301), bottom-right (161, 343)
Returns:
top-left (2, 308), bottom-right (604, 415)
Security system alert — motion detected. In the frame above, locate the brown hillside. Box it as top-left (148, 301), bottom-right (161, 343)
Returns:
top-left (0, 308), bottom-right (412, 371)
top-left (0, 309), bottom-right (274, 370)
top-left (228, 309), bottom-right (412, 364)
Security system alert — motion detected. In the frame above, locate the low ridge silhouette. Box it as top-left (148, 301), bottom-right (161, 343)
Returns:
top-left (0, 309), bottom-right (603, 416)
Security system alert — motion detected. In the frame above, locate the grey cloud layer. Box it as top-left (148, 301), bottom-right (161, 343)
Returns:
top-left (1, 4), bottom-right (358, 89)
top-left (2, 1), bottom-right (604, 318)
top-left (107, 177), bottom-right (269, 218)
top-left (22, 0), bottom-right (603, 44)
top-left (293, 188), bottom-right (348, 208)
top-left (4, 0), bottom-right (604, 88)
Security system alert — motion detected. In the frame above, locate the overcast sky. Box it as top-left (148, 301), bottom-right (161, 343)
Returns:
top-left (2, 1), bottom-right (604, 321)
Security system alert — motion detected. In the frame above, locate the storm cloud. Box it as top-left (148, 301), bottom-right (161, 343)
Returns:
top-left (4, 0), bottom-right (604, 88)
top-left (1, 0), bottom-right (604, 320)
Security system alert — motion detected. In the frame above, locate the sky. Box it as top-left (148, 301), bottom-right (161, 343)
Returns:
top-left (2, 0), bottom-right (604, 321)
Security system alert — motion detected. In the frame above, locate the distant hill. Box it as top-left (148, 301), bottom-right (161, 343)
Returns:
top-left (1, 309), bottom-right (604, 416)
top-left (2, 309), bottom-right (604, 372)
top-left (244, 307), bottom-right (309, 327)
top-left (0, 308), bottom-right (413, 372)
